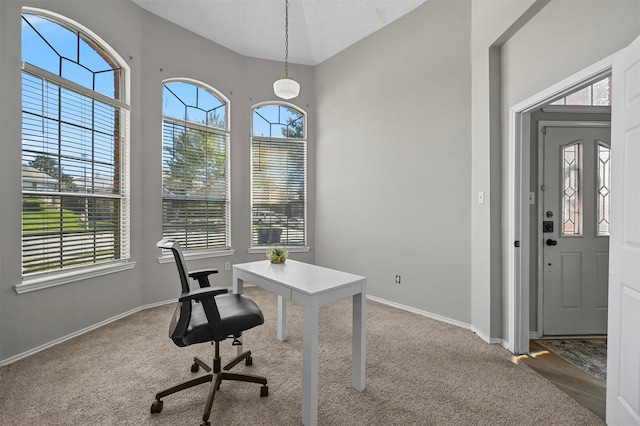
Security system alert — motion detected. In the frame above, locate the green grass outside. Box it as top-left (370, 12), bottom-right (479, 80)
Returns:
top-left (23, 208), bottom-right (89, 234)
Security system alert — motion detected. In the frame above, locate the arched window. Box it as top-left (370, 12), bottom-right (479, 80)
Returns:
top-left (162, 80), bottom-right (230, 251)
top-left (21, 9), bottom-right (130, 276)
top-left (251, 103), bottom-right (306, 247)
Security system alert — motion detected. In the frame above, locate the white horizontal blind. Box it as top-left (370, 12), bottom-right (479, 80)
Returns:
top-left (21, 70), bottom-right (128, 275)
top-left (162, 119), bottom-right (230, 250)
top-left (252, 137), bottom-right (306, 246)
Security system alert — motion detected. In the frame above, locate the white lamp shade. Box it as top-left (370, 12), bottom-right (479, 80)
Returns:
top-left (273, 77), bottom-right (300, 99)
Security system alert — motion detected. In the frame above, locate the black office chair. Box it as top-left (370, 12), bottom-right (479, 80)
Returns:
top-left (151, 239), bottom-right (268, 426)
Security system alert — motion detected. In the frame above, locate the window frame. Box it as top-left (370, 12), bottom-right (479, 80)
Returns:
top-left (160, 79), bottom-right (233, 258)
top-left (16, 8), bottom-right (134, 294)
top-left (249, 101), bottom-right (309, 253)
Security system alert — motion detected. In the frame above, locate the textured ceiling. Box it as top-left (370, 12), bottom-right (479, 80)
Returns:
top-left (131, 0), bottom-right (428, 66)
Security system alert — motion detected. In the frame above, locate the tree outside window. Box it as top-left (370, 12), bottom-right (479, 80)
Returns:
top-left (162, 81), bottom-right (230, 251)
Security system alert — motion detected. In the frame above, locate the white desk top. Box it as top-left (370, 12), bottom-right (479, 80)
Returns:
top-left (233, 259), bottom-right (365, 296)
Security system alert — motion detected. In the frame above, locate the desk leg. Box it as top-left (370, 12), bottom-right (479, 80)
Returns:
top-left (232, 273), bottom-right (244, 357)
top-left (277, 295), bottom-right (287, 341)
top-left (352, 287), bottom-right (366, 391)
top-left (232, 272), bottom-right (243, 294)
top-left (302, 301), bottom-right (319, 426)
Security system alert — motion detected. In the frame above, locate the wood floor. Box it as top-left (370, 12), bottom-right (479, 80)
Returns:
top-left (521, 341), bottom-right (606, 421)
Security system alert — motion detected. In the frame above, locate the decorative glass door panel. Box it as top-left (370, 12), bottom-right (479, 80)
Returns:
top-left (562, 143), bottom-right (582, 236)
top-left (597, 143), bottom-right (611, 236)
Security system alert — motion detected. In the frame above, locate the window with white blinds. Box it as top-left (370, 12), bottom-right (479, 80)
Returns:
top-left (251, 104), bottom-right (306, 247)
top-left (162, 81), bottom-right (230, 251)
top-left (21, 11), bottom-right (129, 276)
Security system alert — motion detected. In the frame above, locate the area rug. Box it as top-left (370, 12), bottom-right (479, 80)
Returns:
top-left (536, 339), bottom-right (607, 382)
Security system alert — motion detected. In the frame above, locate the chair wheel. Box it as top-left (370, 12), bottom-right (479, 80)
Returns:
top-left (191, 362), bottom-right (199, 373)
top-left (260, 386), bottom-right (269, 397)
top-left (150, 399), bottom-right (163, 413)
top-left (200, 422), bottom-right (211, 426)
top-left (245, 356), bottom-right (253, 366)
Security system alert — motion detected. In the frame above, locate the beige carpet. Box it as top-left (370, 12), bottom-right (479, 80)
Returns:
top-left (0, 287), bottom-right (604, 425)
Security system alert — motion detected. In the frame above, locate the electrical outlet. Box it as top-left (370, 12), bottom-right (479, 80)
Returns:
top-left (224, 261), bottom-right (231, 271)
top-left (395, 275), bottom-right (401, 284)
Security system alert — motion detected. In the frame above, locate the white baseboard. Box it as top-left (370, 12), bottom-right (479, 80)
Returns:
top-left (2, 292), bottom-right (505, 366)
top-left (367, 295), bottom-right (479, 332)
top-left (0, 299), bottom-right (174, 367)
top-left (366, 295), bottom-right (508, 348)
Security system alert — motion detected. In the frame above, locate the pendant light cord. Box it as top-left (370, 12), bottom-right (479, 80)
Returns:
top-left (284, 0), bottom-right (289, 78)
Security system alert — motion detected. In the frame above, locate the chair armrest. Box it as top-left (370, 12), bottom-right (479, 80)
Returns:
top-left (179, 286), bottom-right (228, 302)
top-left (178, 286), bottom-right (229, 341)
top-left (189, 269), bottom-right (219, 288)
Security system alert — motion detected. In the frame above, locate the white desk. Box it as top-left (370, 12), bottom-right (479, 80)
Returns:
top-left (233, 259), bottom-right (366, 426)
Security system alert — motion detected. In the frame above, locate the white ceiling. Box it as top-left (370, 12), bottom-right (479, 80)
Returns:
top-left (131, 0), bottom-right (428, 66)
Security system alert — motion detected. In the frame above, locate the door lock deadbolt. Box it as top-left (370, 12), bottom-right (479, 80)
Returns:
top-left (546, 211), bottom-right (553, 218)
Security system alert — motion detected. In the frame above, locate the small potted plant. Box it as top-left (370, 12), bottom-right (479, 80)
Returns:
top-left (267, 245), bottom-right (288, 264)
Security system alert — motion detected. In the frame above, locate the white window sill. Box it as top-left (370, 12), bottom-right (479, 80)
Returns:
top-left (15, 260), bottom-right (137, 294)
top-left (158, 248), bottom-right (235, 264)
top-left (248, 246), bottom-right (310, 254)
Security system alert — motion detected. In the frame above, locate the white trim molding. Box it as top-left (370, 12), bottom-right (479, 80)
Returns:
top-left (248, 246), bottom-right (310, 254)
top-left (15, 261), bottom-right (137, 294)
top-left (0, 298), bottom-right (173, 366)
top-left (366, 294), bottom-right (481, 336)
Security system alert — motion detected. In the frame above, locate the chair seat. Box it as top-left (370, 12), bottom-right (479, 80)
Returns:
top-left (185, 294), bottom-right (264, 345)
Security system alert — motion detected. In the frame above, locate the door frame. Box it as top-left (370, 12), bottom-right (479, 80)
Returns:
top-left (536, 121), bottom-right (611, 338)
top-left (507, 52), bottom-right (619, 355)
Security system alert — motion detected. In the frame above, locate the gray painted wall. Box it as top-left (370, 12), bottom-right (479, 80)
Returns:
top-left (470, 0), bottom-right (539, 341)
top-left (0, 0), bottom-right (315, 361)
top-left (315, 0), bottom-right (472, 323)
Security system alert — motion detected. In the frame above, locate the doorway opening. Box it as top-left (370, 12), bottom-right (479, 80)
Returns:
top-left (507, 59), bottom-right (617, 425)
top-left (506, 53), bottom-right (618, 356)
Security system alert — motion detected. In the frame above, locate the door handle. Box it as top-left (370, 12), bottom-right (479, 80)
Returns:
top-left (546, 239), bottom-right (558, 246)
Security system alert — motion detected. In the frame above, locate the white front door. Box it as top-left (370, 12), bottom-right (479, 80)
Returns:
top-left (542, 125), bottom-right (610, 335)
top-left (607, 33), bottom-right (640, 426)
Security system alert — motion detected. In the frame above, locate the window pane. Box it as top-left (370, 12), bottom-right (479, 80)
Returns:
top-left (592, 78), bottom-right (611, 106)
top-left (253, 105), bottom-right (304, 138)
top-left (548, 76), bottom-right (611, 107)
top-left (251, 104), bottom-right (306, 247)
top-left (162, 81), bottom-right (229, 251)
top-left (562, 143), bottom-right (581, 236)
top-left (163, 82), bottom-right (227, 130)
top-left (162, 199), bottom-right (228, 250)
top-left (251, 137), bottom-right (306, 246)
top-left (21, 10), bottom-right (127, 276)
top-left (565, 87), bottom-right (591, 106)
top-left (22, 195), bottom-right (120, 274)
top-left (597, 143), bottom-right (611, 236)
top-left (22, 13), bottom-right (121, 100)
top-left (22, 16), bottom-right (61, 75)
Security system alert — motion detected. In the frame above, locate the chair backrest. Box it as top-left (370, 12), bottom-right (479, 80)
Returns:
top-left (157, 239), bottom-right (190, 294)
top-left (157, 239), bottom-right (195, 346)
top-left (157, 238), bottom-right (227, 346)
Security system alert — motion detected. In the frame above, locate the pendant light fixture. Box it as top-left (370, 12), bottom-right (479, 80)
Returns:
top-left (273, 0), bottom-right (300, 99)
